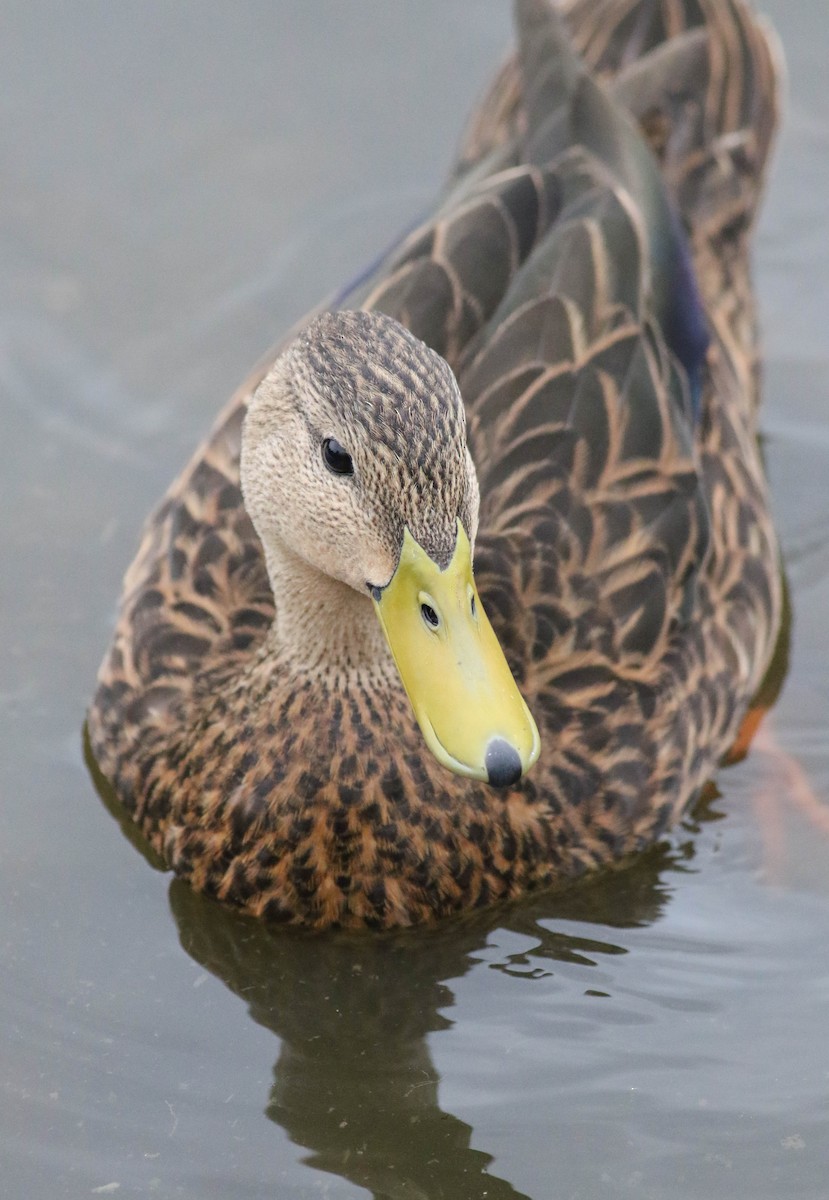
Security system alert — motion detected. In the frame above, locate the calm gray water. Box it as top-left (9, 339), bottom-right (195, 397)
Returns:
top-left (2, 3), bottom-right (828, 1197)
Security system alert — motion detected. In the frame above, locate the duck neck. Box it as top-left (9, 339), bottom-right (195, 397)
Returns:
top-left (263, 541), bottom-right (394, 678)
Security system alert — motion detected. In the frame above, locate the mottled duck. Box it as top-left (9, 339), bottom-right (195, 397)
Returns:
top-left (89, 0), bottom-right (783, 927)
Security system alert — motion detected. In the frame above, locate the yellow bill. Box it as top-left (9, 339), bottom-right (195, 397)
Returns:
top-left (373, 521), bottom-right (540, 787)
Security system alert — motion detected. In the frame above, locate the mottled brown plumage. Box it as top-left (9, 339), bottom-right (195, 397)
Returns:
top-left (88, 0), bottom-right (783, 928)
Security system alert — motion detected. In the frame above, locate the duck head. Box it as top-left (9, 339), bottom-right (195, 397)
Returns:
top-left (241, 310), bottom-right (539, 788)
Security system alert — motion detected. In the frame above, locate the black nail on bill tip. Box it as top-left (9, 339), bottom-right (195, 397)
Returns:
top-left (485, 738), bottom-right (522, 788)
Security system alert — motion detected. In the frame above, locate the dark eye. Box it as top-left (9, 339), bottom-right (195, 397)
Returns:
top-left (322, 437), bottom-right (354, 476)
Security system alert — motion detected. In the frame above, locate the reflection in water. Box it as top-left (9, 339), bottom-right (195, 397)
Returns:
top-left (166, 851), bottom-right (678, 1200)
top-left (171, 884), bottom-right (524, 1198)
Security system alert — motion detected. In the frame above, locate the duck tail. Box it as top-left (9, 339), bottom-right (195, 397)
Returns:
top-left (456, 0), bottom-right (782, 248)
top-left (559, 0), bottom-right (784, 241)
top-left (556, 0), bottom-right (783, 410)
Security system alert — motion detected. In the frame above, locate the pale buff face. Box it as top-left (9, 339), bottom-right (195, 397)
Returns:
top-left (241, 311), bottom-right (479, 595)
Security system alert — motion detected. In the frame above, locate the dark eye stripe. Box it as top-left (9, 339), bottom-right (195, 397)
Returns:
top-left (322, 437), bottom-right (354, 476)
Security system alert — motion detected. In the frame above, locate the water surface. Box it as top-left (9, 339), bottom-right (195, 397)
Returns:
top-left (2, 3), bottom-right (828, 1197)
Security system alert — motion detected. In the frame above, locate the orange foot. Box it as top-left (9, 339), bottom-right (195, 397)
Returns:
top-left (727, 707), bottom-right (829, 883)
